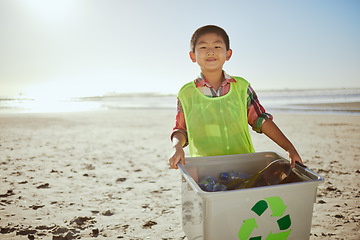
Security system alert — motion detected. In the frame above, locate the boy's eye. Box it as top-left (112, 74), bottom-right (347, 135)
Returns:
top-left (215, 46), bottom-right (221, 48)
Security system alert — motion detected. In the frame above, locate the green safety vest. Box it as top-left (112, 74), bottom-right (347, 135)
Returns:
top-left (178, 76), bottom-right (255, 157)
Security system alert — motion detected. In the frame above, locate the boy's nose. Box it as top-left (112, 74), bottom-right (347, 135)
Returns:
top-left (207, 51), bottom-right (215, 56)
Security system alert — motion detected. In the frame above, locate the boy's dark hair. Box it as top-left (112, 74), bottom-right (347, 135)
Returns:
top-left (190, 25), bottom-right (230, 53)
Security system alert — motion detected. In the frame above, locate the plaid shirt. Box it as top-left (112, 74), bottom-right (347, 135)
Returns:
top-left (172, 72), bottom-right (273, 144)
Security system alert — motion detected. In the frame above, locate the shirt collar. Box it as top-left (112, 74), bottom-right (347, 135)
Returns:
top-left (195, 71), bottom-right (236, 88)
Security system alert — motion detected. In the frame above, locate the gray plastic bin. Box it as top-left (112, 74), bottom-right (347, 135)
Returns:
top-left (178, 152), bottom-right (324, 240)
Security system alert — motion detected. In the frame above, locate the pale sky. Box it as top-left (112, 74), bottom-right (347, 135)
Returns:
top-left (1, 0), bottom-right (359, 99)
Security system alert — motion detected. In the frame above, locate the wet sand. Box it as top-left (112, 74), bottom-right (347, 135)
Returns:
top-left (0, 109), bottom-right (359, 239)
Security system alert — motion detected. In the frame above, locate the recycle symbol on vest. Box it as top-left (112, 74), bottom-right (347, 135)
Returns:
top-left (238, 196), bottom-right (291, 240)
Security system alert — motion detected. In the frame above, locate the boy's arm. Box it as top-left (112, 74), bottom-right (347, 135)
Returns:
top-left (169, 132), bottom-right (186, 169)
top-left (260, 119), bottom-right (303, 168)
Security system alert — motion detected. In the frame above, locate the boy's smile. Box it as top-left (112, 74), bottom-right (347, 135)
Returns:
top-left (189, 33), bottom-right (232, 73)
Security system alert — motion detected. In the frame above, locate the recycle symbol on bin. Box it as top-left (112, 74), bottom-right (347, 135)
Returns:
top-left (238, 196), bottom-right (291, 240)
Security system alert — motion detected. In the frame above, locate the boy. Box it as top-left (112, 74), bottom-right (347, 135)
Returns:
top-left (169, 25), bottom-right (302, 169)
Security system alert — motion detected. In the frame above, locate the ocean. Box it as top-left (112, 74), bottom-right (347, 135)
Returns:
top-left (1, 88), bottom-right (360, 115)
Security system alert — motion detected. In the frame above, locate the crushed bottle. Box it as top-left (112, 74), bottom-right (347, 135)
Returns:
top-left (220, 171), bottom-right (252, 183)
top-left (198, 176), bottom-right (226, 192)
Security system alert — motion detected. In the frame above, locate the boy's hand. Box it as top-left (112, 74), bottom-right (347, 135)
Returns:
top-left (169, 131), bottom-right (186, 170)
top-left (287, 147), bottom-right (303, 168)
top-left (169, 146), bottom-right (185, 170)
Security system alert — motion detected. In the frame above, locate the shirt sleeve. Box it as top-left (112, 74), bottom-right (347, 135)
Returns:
top-left (247, 85), bottom-right (273, 133)
top-left (170, 98), bottom-right (189, 146)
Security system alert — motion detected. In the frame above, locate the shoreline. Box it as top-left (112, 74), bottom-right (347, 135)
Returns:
top-left (0, 109), bottom-right (359, 239)
top-left (1, 93), bottom-right (360, 115)
top-left (295, 101), bottom-right (360, 108)
top-left (291, 101), bottom-right (360, 112)
top-left (265, 102), bottom-right (360, 115)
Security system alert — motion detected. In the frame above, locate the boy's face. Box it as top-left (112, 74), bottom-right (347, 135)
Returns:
top-left (189, 33), bottom-right (232, 73)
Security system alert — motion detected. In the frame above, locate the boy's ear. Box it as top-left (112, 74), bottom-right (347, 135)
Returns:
top-left (226, 49), bottom-right (232, 61)
top-left (189, 51), bottom-right (196, 63)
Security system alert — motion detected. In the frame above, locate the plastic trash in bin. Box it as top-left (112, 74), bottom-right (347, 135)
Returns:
top-left (226, 159), bottom-right (292, 190)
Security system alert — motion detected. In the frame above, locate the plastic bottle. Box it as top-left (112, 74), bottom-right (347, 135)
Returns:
top-left (198, 176), bottom-right (226, 192)
top-left (260, 159), bottom-right (292, 185)
top-left (220, 171), bottom-right (252, 183)
top-left (198, 176), bottom-right (216, 192)
top-left (212, 183), bottom-right (227, 191)
top-left (220, 171), bottom-right (252, 190)
top-left (245, 159), bottom-right (292, 188)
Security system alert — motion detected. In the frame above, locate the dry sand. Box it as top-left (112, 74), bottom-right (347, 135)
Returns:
top-left (0, 109), bottom-right (359, 239)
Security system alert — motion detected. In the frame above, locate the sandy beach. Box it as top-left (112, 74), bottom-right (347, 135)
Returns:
top-left (0, 108), bottom-right (359, 239)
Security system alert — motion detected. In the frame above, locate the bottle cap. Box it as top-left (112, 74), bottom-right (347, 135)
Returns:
top-left (220, 172), bottom-right (227, 180)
